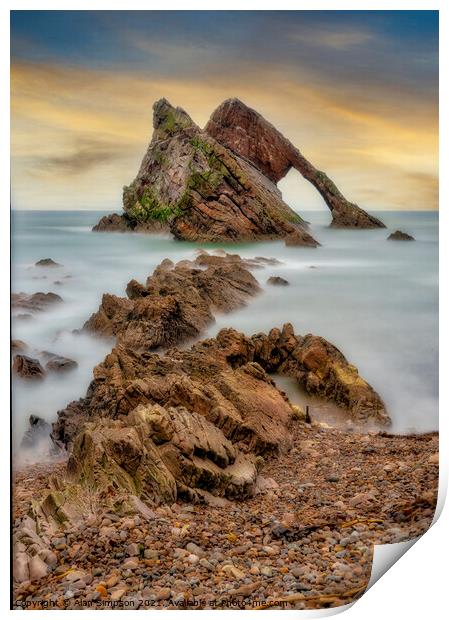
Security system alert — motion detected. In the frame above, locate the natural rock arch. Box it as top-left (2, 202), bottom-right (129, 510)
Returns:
top-left (205, 98), bottom-right (385, 229)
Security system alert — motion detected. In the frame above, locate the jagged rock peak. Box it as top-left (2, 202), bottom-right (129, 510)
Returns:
top-left (152, 98), bottom-right (196, 141)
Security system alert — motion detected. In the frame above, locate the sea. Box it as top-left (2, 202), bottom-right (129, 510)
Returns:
top-left (11, 209), bottom-right (438, 460)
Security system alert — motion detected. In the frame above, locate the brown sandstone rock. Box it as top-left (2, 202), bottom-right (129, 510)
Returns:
top-left (13, 355), bottom-right (46, 380)
top-left (83, 252), bottom-right (260, 351)
top-left (206, 99), bottom-right (385, 229)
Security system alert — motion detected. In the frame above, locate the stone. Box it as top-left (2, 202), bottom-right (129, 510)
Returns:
top-left (13, 553), bottom-right (30, 583)
top-left (35, 258), bottom-right (62, 267)
top-left (156, 588), bottom-right (171, 601)
top-left (387, 230), bottom-right (415, 241)
top-left (45, 355), bottom-right (78, 373)
top-left (267, 276), bottom-right (289, 286)
top-left (11, 339), bottom-right (28, 352)
top-left (111, 588), bottom-right (127, 601)
top-left (28, 555), bottom-right (48, 581)
top-left (12, 291), bottom-right (63, 312)
top-left (13, 355), bottom-right (45, 380)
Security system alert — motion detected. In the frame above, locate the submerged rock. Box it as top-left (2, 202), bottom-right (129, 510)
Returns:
top-left (21, 414), bottom-right (52, 449)
top-left (35, 258), bottom-right (62, 267)
top-left (93, 212), bottom-right (169, 234)
top-left (45, 354), bottom-right (78, 373)
top-left (387, 230), bottom-right (415, 241)
top-left (13, 355), bottom-right (45, 380)
top-left (267, 276), bottom-right (289, 286)
top-left (94, 98), bottom-right (318, 244)
top-left (206, 98), bottom-right (386, 229)
top-left (11, 339), bottom-right (28, 352)
top-left (12, 291), bottom-right (63, 312)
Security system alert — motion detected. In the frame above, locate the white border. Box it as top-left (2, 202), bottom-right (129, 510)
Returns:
top-left (2, 2), bottom-right (445, 618)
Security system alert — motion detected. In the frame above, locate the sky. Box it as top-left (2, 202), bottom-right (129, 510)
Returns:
top-left (10, 10), bottom-right (439, 212)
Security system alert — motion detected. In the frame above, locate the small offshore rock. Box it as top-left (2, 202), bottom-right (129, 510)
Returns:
top-left (387, 230), bottom-right (415, 241)
top-left (267, 276), bottom-right (289, 286)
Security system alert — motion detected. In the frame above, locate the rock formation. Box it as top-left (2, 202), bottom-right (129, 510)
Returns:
top-left (12, 291), bottom-right (62, 312)
top-left (35, 258), bottom-right (62, 268)
top-left (387, 230), bottom-right (415, 241)
top-left (13, 355), bottom-right (46, 380)
top-left (93, 98), bottom-right (318, 245)
top-left (52, 322), bottom-right (388, 504)
top-left (267, 276), bottom-right (289, 286)
top-left (44, 354), bottom-right (78, 373)
top-left (21, 415), bottom-right (52, 449)
top-left (83, 252), bottom-right (261, 352)
top-left (206, 99), bottom-right (385, 229)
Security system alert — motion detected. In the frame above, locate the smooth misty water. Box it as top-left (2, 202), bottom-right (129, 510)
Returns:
top-left (11, 209), bottom-right (438, 459)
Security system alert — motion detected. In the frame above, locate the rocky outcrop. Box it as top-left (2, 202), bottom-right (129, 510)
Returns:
top-left (12, 292), bottom-right (62, 312)
top-left (93, 212), bottom-right (169, 234)
top-left (44, 354), bottom-right (78, 373)
top-left (83, 252), bottom-right (261, 352)
top-left (267, 276), bottom-right (289, 286)
top-left (94, 98), bottom-right (318, 246)
top-left (52, 323), bottom-right (388, 503)
top-left (206, 99), bottom-right (385, 229)
top-left (13, 355), bottom-right (45, 380)
top-left (387, 230), bottom-right (415, 241)
top-left (35, 258), bottom-right (61, 268)
top-left (66, 404), bottom-right (260, 504)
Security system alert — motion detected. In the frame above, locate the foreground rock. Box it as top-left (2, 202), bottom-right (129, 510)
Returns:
top-left (83, 252), bottom-right (261, 351)
top-left (94, 98), bottom-right (318, 245)
top-left (13, 355), bottom-right (45, 380)
top-left (51, 322), bottom-right (389, 512)
top-left (12, 292), bottom-right (63, 312)
top-left (387, 230), bottom-right (415, 241)
top-left (206, 99), bottom-right (385, 229)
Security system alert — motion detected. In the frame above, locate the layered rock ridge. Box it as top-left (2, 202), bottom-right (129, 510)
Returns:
top-left (83, 252), bottom-right (261, 352)
top-left (206, 99), bottom-right (386, 229)
top-left (52, 322), bottom-right (389, 506)
top-left (94, 98), bottom-right (318, 245)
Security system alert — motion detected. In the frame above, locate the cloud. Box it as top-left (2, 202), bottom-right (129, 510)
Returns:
top-left (29, 138), bottom-right (127, 176)
top-left (290, 27), bottom-right (374, 50)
